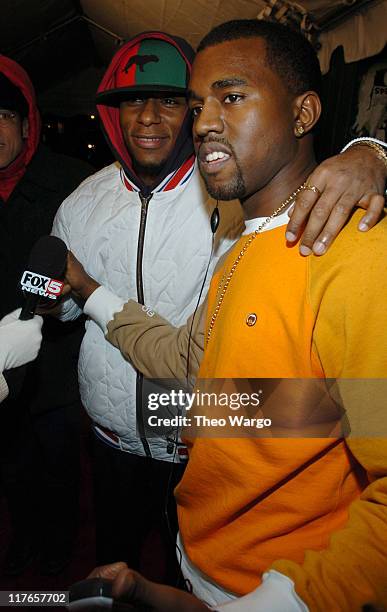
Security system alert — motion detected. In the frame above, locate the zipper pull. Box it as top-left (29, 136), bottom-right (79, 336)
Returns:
top-left (139, 193), bottom-right (152, 212)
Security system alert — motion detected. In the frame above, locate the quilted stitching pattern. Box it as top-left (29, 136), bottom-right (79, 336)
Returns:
top-left (52, 164), bottom-right (242, 459)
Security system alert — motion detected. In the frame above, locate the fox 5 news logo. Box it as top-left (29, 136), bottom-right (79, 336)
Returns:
top-left (20, 271), bottom-right (64, 300)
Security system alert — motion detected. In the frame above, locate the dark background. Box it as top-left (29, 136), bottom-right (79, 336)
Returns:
top-left (1, 0), bottom-right (386, 168)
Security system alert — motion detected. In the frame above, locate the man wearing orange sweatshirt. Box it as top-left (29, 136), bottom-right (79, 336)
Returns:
top-left (66, 20), bottom-right (387, 612)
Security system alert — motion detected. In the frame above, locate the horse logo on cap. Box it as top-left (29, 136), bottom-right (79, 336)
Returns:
top-left (122, 54), bottom-right (159, 74)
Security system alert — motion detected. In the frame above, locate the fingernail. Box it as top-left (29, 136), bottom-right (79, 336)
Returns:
top-left (313, 241), bottom-right (326, 255)
top-left (359, 221), bottom-right (369, 231)
top-left (299, 245), bottom-right (312, 256)
top-left (286, 231), bottom-right (297, 242)
top-left (287, 203), bottom-right (295, 217)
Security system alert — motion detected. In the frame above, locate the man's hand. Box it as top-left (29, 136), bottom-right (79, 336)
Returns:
top-left (65, 251), bottom-right (100, 300)
top-left (286, 144), bottom-right (386, 256)
top-left (88, 563), bottom-right (209, 611)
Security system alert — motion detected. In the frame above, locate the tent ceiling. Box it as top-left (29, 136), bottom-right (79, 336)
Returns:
top-left (81, 0), bottom-right (375, 53)
top-left (1, 0), bottom-right (385, 115)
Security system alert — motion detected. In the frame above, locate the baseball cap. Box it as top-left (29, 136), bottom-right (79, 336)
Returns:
top-left (97, 38), bottom-right (189, 106)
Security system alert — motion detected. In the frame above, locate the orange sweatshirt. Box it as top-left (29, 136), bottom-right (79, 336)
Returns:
top-left (175, 210), bottom-right (387, 611)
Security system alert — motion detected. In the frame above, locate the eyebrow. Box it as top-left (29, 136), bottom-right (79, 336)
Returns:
top-left (212, 78), bottom-right (248, 89)
top-left (187, 77), bottom-right (248, 101)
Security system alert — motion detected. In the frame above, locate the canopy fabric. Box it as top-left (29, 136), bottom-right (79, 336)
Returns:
top-left (81, 0), bottom-right (387, 73)
top-left (319, 0), bottom-right (387, 73)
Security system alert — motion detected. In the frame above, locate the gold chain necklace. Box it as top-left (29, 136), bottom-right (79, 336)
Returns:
top-left (206, 181), bottom-right (307, 344)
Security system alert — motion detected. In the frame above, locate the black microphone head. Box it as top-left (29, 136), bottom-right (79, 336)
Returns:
top-left (27, 235), bottom-right (68, 278)
top-left (210, 206), bottom-right (220, 235)
top-left (19, 236), bottom-right (68, 320)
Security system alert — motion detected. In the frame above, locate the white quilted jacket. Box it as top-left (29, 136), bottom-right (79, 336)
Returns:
top-left (52, 162), bottom-right (243, 460)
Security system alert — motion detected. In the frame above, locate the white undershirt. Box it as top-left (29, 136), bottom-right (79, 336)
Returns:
top-left (242, 207), bottom-right (291, 235)
top-left (176, 532), bottom-right (308, 611)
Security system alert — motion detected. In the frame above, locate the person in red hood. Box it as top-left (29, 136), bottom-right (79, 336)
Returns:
top-left (96, 32), bottom-right (196, 197)
top-left (0, 63), bottom-right (40, 198)
top-left (51, 30), bottom-right (386, 586)
top-left (0, 56), bottom-right (92, 577)
top-left (53, 32), bottom-right (209, 584)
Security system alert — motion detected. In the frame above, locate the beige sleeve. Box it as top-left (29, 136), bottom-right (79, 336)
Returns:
top-left (106, 298), bottom-right (206, 381)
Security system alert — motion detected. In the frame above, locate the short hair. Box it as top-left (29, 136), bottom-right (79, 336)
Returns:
top-left (197, 19), bottom-right (322, 97)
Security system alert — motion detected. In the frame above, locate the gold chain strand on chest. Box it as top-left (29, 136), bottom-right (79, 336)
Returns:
top-left (206, 182), bottom-right (308, 344)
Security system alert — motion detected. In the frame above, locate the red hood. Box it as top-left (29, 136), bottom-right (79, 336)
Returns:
top-left (96, 32), bottom-right (195, 196)
top-left (0, 56), bottom-right (41, 200)
top-left (0, 55), bottom-right (41, 167)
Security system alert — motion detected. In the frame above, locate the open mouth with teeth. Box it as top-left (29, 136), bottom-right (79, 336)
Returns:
top-left (205, 151), bottom-right (230, 162)
top-left (132, 136), bottom-right (168, 149)
top-left (199, 149), bottom-right (232, 174)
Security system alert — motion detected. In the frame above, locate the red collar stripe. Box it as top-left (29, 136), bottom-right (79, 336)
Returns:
top-left (121, 171), bottom-right (136, 192)
top-left (121, 154), bottom-right (195, 194)
top-left (164, 154), bottom-right (195, 191)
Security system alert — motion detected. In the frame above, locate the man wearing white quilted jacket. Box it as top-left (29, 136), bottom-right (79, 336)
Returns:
top-left (51, 30), bottom-right (387, 581)
top-left (51, 32), bottom-right (243, 580)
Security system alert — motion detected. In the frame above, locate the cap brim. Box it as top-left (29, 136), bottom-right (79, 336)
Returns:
top-left (96, 84), bottom-right (187, 107)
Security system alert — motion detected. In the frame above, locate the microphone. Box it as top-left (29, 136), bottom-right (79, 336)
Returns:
top-left (210, 205), bottom-right (220, 234)
top-left (19, 236), bottom-right (68, 321)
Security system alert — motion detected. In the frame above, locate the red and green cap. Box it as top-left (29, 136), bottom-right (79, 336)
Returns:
top-left (97, 36), bottom-right (189, 106)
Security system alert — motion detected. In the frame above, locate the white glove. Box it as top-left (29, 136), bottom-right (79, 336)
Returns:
top-left (0, 309), bottom-right (43, 371)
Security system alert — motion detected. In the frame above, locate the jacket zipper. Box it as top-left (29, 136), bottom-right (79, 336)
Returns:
top-left (136, 193), bottom-right (153, 457)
